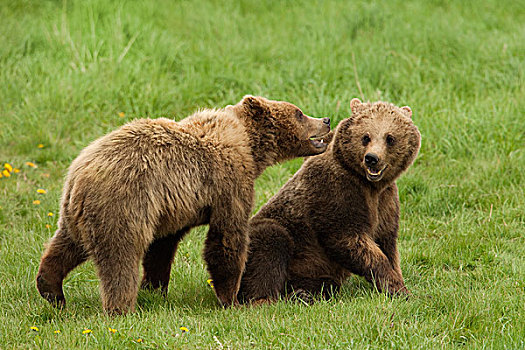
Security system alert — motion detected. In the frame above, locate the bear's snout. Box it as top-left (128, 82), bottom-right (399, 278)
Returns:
top-left (363, 152), bottom-right (387, 182)
top-left (364, 153), bottom-right (379, 166)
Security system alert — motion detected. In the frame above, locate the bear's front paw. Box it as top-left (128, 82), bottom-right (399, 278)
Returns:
top-left (215, 292), bottom-right (239, 308)
top-left (36, 274), bottom-right (66, 307)
top-left (250, 297), bottom-right (273, 307)
top-left (388, 283), bottom-right (410, 299)
top-left (289, 289), bottom-right (316, 305)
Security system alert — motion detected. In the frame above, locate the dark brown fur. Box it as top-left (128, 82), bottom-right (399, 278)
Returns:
top-left (239, 98), bottom-right (421, 303)
top-left (36, 96), bottom-right (330, 314)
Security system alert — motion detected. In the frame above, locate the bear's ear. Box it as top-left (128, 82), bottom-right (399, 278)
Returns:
top-left (241, 95), bottom-right (268, 114)
top-left (401, 106), bottom-right (412, 118)
top-left (350, 98), bottom-right (362, 114)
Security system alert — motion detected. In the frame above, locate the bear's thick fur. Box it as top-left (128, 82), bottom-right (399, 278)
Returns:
top-left (36, 96), bottom-right (331, 314)
top-left (239, 98), bottom-right (420, 303)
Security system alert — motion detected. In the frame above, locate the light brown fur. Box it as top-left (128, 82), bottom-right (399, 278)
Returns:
top-left (36, 96), bottom-right (331, 314)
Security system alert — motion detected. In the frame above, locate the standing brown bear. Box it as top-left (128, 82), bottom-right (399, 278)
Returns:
top-left (36, 96), bottom-right (331, 314)
top-left (239, 98), bottom-right (421, 304)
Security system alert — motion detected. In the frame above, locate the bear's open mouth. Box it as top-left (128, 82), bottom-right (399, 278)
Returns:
top-left (365, 165), bottom-right (387, 182)
top-left (309, 132), bottom-right (330, 148)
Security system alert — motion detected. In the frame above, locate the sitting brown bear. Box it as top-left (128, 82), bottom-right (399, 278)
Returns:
top-left (36, 96), bottom-right (331, 314)
top-left (239, 98), bottom-right (421, 303)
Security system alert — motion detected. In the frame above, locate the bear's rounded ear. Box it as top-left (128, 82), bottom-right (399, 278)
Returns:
top-left (401, 106), bottom-right (412, 118)
top-left (350, 98), bottom-right (362, 114)
top-left (241, 95), bottom-right (269, 116)
top-left (242, 95), bottom-right (264, 109)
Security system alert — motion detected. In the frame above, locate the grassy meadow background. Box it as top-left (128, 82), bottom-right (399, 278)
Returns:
top-left (0, 0), bottom-right (524, 348)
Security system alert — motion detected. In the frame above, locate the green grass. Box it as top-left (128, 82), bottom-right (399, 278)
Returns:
top-left (1, 0), bottom-right (524, 348)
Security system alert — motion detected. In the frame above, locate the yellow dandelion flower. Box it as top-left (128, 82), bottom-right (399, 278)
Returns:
top-left (207, 279), bottom-right (214, 288)
top-left (38, 144), bottom-right (44, 148)
top-left (82, 329), bottom-right (92, 334)
top-left (54, 330), bottom-right (61, 334)
top-left (26, 162), bottom-right (37, 168)
top-left (180, 327), bottom-right (189, 333)
top-left (4, 163), bottom-right (13, 172)
top-left (47, 212), bottom-right (54, 217)
top-left (108, 327), bottom-right (117, 334)
top-left (14, 168), bottom-right (20, 173)
top-left (42, 173), bottom-right (50, 178)
top-left (37, 189), bottom-right (47, 194)
top-left (33, 200), bottom-right (41, 205)
top-left (118, 112), bottom-right (125, 118)
top-left (0, 173), bottom-right (3, 178)
top-left (2, 169), bottom-right (10, 177)
top-left (136, 338), bottom-right (143, 343)
top-left (30, 326), bottom-right (39, 332)
top-left (46, 224), bottom-right (51, 229)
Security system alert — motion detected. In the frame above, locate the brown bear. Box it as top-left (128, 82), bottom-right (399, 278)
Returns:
top-left (36, 96), bottom-right (331, 314)
top-left (238, 98), bottom-right (421, 304)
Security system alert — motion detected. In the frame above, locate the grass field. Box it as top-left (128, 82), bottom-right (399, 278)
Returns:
top-left (1, 0), bottom-right (524, 348)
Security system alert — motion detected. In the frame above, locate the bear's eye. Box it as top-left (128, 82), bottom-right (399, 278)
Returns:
top-left (362, 135), bottom-right (371, 146)
top-left (295, 109), bottom-right (304, 121)
top-left (386, 135), bottom-right (396, 146)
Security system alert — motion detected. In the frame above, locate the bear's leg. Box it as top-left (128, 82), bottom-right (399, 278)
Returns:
top-left (141, 229), bottom-right (189, 293)
top-left (376, 235), bottom-right (408, 295)
top-left (376, 185), bottom-right (409, 295)
top-left (238, 219), bottom-right (293, 304)
top-left (350, 236), bottom-right (406, 295)
top-left (287, 277), bottom-right (340, 304)
top-left (204, 204), bottom-right (250, 307)
top-left (323, 233), bottom-right (405, 295)
top-left (36, 228), bottom-right (88, 307)
top-left (204, 226), bottom-right (248, 307)
top-left (92, 241), bottom-right (143, 315)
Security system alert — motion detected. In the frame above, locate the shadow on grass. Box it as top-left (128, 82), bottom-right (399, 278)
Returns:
top-left (30, 285), bottom-right (221, 323)
top-left (29, 274), bottom-right (420, 325)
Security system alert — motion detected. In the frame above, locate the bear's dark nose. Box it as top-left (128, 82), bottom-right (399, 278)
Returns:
top-left (365, 153), bottom-right (379, 166)
top-left (322, 117), bottom-right (330, 125)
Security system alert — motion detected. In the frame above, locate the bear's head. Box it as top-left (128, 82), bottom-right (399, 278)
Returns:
top-left (333, 98), bottom-right (421, 184)
top-left (232, 95), bottom-right (331, 164)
